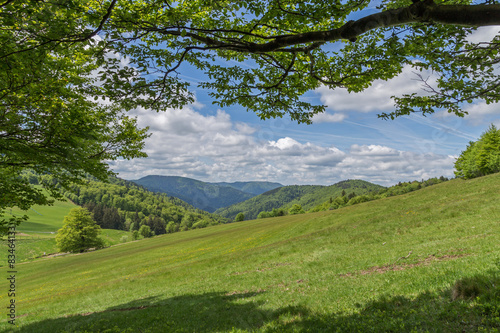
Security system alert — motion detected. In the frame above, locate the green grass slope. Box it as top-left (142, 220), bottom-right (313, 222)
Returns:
top-left (1, 196), bottom-right (130, 264)
top-left (1, 174), bottom-right (499, 332)
top-left (216, 179), bottom-right (384, 220)
top-left (5, 196), bottom-right (77, 234)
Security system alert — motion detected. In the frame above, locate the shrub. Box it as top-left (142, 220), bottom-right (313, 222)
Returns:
top-left (347, 195), bottom-right (371, 206)
top-left (192, 219), bottom-right (209, 229)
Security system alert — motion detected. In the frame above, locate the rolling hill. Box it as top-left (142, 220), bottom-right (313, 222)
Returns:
top-left (132, 175), bottom-right (282, 212)
top-left (215, 179), bottom-right (385, 220)
top-left (1, 173), bottom-right (498, 332)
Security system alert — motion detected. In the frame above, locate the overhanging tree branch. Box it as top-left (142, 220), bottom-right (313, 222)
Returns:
top-left (156, 1), bottom-right (500, 53)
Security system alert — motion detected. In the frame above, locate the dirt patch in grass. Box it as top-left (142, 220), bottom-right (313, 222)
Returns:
top-left (339, 254), bottom-right (469, 277)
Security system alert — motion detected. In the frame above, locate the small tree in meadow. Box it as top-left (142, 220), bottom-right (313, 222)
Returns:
top-left (235, 212), bottom-right (245, 222)
top-left (55, 207), bottom-right (105, 253)
top-left (139, 225), bottom-right (152, 238)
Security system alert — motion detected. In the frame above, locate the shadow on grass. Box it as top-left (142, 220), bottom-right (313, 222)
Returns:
top-left (15, 290), bottom-right (302, 333)
top-left (15, 271), bottom-right (499, 332)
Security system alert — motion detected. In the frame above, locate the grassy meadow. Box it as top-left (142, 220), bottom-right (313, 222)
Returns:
top-left (1, 195), bottom-right (130, 264)
top-left (1, 174), bottom-right (499, 332)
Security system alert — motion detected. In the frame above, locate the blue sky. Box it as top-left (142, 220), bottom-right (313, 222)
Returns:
top-left (109, 26), bottom-right (500, 187)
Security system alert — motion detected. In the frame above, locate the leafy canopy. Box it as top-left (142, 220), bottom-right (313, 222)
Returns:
top-left (72, 0), bottom-right (499, 122)
top-left (0, 0), bottom-right (151, 232)
top-left (3, 0), bottom-right (499, 121)
top-left (55, 207), bottom-right (105, 253)
top-left (1, 0), bottom-right (499, 231)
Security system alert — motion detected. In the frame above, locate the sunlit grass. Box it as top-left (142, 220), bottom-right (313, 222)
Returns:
top-left (0, 174), bottom-right (499, 332)
top-left (4, 188), bottom-right (77, 235)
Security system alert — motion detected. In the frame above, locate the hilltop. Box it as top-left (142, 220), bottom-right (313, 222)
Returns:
top-left (132, 175), bottom-right (282, 212)
top-left (216, 179), bottom-right (384, 220)
top-left (2, 172), bottom-right (498, 332)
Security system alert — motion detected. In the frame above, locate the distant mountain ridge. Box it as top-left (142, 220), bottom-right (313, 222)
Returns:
top-left (131, 175), bottom-right (283, 213)
top-left (213, 181), bottom-right (283, 196)
top-left (215, 179), bottom-right (385, 220)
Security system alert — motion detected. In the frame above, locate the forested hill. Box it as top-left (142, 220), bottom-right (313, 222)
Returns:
top-left (215, 179), bottom-right (384, 220)
top-left (131, 175), bottom-right (283, 212)
top-left (62, 177), bottom-right (229, 235)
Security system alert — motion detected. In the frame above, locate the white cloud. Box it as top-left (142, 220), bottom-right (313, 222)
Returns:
top-left (110, 104), bottom-right (457, 187)
top-left (336, 147), bottom-right (455, 185)
top-left (350, 144), bottom-right (399, 156)
top-left (464, 102), bottom-right (500, 126)
top-left (315, 64), bottom-right (436, 113)
top-left (312, 112), bottom-right (347, 123)
top-left (436, 102), bottom-right (500, 127)
top-left (269, 137), bottom-right (301, 150)
top-left (466, 26), bottom-right (500, 44)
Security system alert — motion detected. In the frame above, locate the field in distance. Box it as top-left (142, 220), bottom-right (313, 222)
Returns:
top-left (0, 173), bottom-right (499, 332)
